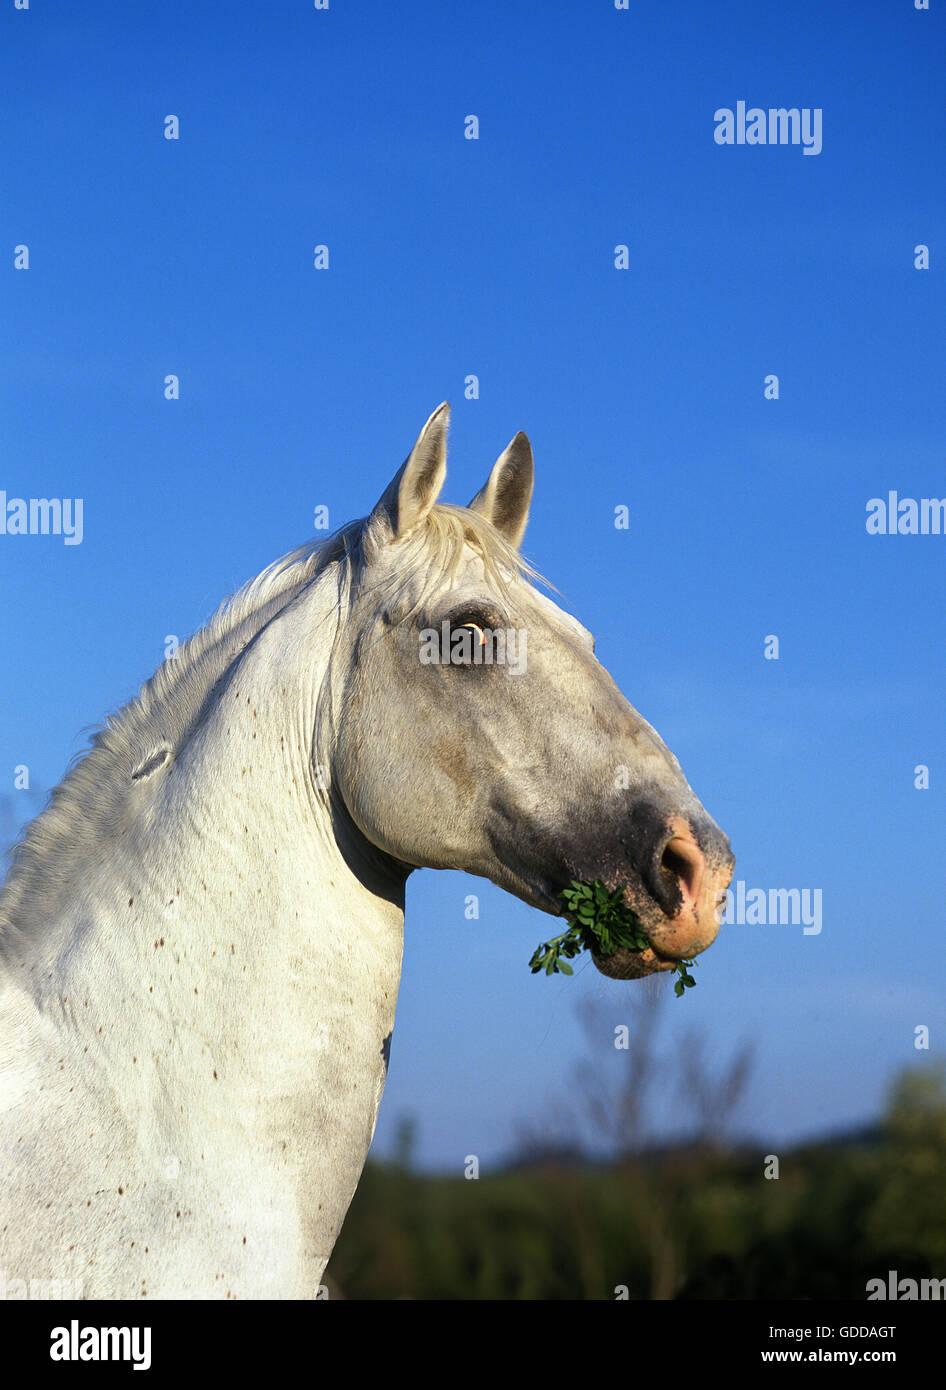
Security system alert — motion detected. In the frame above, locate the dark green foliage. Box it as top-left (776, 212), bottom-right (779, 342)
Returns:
top-left (324, 1065), bottom-right (946, 1300)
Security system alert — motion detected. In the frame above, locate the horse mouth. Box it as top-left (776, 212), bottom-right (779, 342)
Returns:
top-left (586, 865), bottom-right (732, 980)
top-left (540, 880), bottom-right (698, 981)
top-left (590, 940), bottom-right (680, 980)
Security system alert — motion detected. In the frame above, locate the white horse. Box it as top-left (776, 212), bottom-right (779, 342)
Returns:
top-left (0, 405), bottom-right (733, 1299)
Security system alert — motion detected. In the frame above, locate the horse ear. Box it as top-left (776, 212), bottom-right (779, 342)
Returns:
top-left (468, 431), bottom-right (533, 549)
top-left (367, 403), bottom-right (449, 545)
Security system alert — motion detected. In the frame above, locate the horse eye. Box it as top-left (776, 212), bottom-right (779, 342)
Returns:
top-left (457, 620), bottom-right (487, 645)
top-left (436, 604), bottom-right (505, 646)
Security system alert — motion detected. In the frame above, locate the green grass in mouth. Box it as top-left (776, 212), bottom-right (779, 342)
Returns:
top-left (529, 880), bottom-right (697, 997)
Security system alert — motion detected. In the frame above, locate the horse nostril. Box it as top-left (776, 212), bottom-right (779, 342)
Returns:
top-left (660, 836), bottom-right (705, 905)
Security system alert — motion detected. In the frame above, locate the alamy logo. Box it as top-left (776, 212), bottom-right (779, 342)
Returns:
top-left (714, 101), bottom-right (822, 156)
top-left (722, 879), bottom-right (822, 935)
top-left (419, 621), bottom-right (527, 675)
top-left (49, 1320), bottom-right (151, 1371)
top-left (866, 1271), bottom-right (945, 1300)
top-left (0, 492), bottom-right (84, 545)
top-left (0, 1269), bottom-right (84, 1299)
top-left (866, 492), bottom-right (945, 535)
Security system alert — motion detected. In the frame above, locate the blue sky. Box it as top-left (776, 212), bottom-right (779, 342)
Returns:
top-left (1, 0), bottom-right (943, 1171)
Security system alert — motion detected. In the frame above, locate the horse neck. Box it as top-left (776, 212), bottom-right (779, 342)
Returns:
top-left (18, 572), bottom-right (407, 1114)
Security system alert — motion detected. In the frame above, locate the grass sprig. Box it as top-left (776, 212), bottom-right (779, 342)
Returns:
top-left (529, 880), bottom-right (697, 997)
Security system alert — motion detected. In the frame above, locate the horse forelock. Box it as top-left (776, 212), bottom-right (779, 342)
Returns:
top-left (359, 501), bottom-right (549, 625)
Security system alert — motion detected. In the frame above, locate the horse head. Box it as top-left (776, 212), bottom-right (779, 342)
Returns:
top-left (330, 403), bottom-right (734, 979)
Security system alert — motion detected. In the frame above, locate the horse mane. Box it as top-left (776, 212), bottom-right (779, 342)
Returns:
top-left (0, 503), bottom-right (544, 953)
